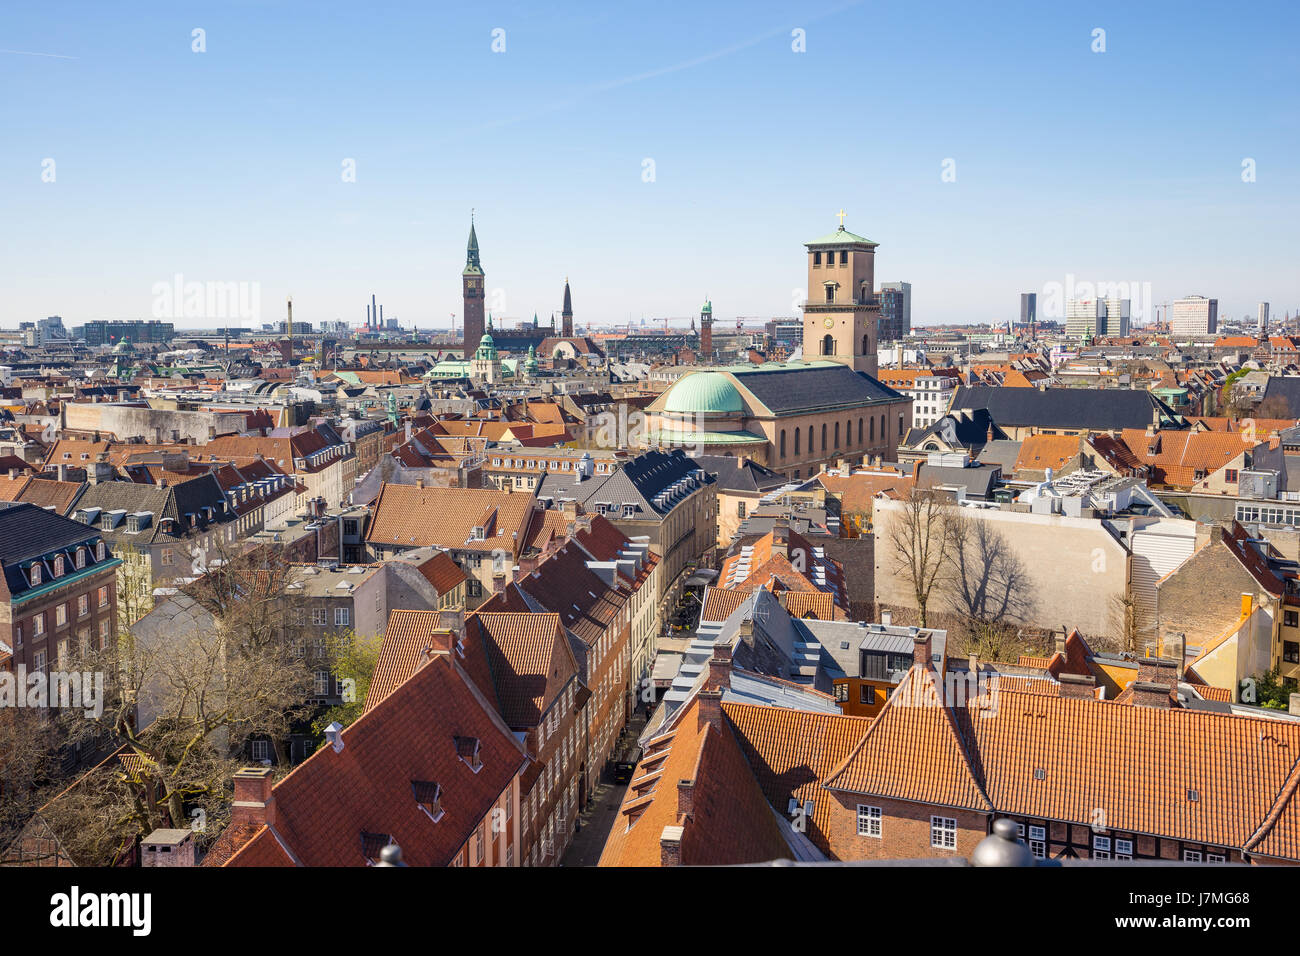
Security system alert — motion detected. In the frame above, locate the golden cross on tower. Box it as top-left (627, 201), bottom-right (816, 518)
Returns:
top-left (836, 209), bottom-right (846, 227)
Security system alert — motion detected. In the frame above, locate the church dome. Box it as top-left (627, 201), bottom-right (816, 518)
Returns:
top-left (663, 371), bottom-right (744, 415)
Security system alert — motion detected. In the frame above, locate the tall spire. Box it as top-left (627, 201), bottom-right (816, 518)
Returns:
top-left (561, 277), bottom-right (573, 337)
top-left (464, 212), bottom-right (482, 276)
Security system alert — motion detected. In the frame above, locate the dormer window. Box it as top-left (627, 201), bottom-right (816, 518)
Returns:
top-left (30, 563), bottom-right (41, 586)
top-left (75, 548), bottom-right (86, 569)
top-left (471, 526), bottom-right (485, 541)
top-left (54, 555), bottom-right (64, 577)
top-left (96, 542), bottom-right (107, 561)
top-left (359, 831), bottom-right (395, 866)
top-left (455, 735), bottom-right (483, 773)
top-left (412, 781), bottom-right (445, 822)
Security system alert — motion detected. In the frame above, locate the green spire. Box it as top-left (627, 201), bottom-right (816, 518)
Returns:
top-left (463, 213), bottom-right (483, 276)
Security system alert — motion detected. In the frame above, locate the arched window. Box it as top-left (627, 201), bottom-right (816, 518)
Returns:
top-left (54, 555), bottom-right (64, 577)
top-left (808, 426), bottom-right (814, 453)
top-left (834, 422), bottom-right (840, 449)
top-left (30, 564), bottom-right (41, 586)
top-left (822, 334), bottom-right (834, 356)
top-left (862, 333), bottom-right (869, 355)
top-left (97, 542), bottom-right (107, 562)
top-left (899, 413), bottom-right (905, 436)
top-left (880, 414), bottom-right (885, 440)
top-left (780, 429), bottom-right (787, 459)
top-left (821, 424), bottom-right (827, 451)
top-left (858, 418), bottom-right (864, 445)
top-left (870, 417), bottom-right (875, 440)
top-left (75, 548), bottom-right (86, 569)
top-left (794, 429), bottom-right (800, 455)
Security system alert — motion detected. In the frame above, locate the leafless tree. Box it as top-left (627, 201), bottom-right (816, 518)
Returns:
top-left (886, 487), bottom-right (954, 628)
top-left (54, 543), bottom-right (316, 860)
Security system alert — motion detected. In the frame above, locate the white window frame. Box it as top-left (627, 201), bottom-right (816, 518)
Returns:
top-left (1092, 835), bottom-right (1111, 859)
top-left (857, 805), bottom-right (881, 838)
top-left (1115, 838), bottom-right (1133, 860)
top-left (334, 606), bottom-right (350, 627)
top-left (930, 815), bottom-right (957, 850)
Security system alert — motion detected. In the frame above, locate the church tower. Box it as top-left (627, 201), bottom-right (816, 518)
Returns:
top-left (801, 216), bottom-right (880, 376)
top-left (462, 216), bottom-right (485, 358)
top-left (699, 299), bottom-right (713, 358)
top-left (561, 278), bottom-right (574, 337)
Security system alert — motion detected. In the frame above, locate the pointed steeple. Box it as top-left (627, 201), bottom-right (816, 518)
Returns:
top-left (561, 278), bottom-right (573, 337)
top-left (463, 212), bottom-right (482, 276)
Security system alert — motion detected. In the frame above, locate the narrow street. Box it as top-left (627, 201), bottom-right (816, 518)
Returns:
top-left (561, 710), bottom-right (647, 866)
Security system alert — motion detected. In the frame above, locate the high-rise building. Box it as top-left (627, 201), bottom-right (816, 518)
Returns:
top-left (802, 220), bottom-right (881, 376)
top-left (75, 319), bottom-right (175, 346)
top-left (1170, 296), bottom-right (1218, 337)
top-left (1065, 298), bottom-right (1129, 338)
top-left (1020, 293), bottom-right (1037, 335)
top-left (878, 287), bottom-right (906, 342)
top-left (879, 281), bottom-right (912, 338)
top-left (699, 299), bottom-right (713, 357)
top-left (462, 218), bottom-right (485, 357)
top-left (1260, 302), bottom-right (1270, 336)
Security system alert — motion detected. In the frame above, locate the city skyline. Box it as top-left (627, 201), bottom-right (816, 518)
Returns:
top-left (2, 1), bottom-right (1297, 329)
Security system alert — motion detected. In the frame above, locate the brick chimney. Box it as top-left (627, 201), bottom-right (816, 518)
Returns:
top-left (697, 687), bottom-right (723, 732)
top-left (707, 643), bottom-right (732, 691)
top-left (1136, 656), bottom-right (1178, 685)
top-left (737, 617), bottom-right (755, 645)
top-left (659, 825), bottom-right (684, 867)
top-left (1131, 680), bottom-right (1172, 709)
top-left (912, 632), bottom-right (932, 669)
top-left (1054, 630), bottom-right (1068, 659)
top-left (1057, 673), bottom-right (1096, 699)
top-left (231, 767), bottom-right (277, 827)
top-left (677, 778), bottom-right (695, 820)
top-left (770, 520), bottom-right (790, 558)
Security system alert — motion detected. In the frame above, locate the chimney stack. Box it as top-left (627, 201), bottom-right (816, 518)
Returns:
top-left (913, 632), bottom-right (932, 669)
top-left (1057, 673), bottom-right (1096, 700)
top-left (707, 642), bottom-right (732, 691)
top-left (1131, 681), bottom-right (1172, 709)
top-left (231, 767), bottom-right (277, 828)
top-left (677, 779), bottom-right (695, 820)
top-left (697, 687), bottom-right (723, 732)
top-left (659, 825), bottom-right (684, 867)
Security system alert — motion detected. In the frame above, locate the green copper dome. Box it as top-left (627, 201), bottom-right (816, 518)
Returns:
top-left (663, 371), bottom-right (744, 415)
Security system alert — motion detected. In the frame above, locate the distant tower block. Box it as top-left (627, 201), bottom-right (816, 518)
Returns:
top-left (561, 278), bottom-right (574, 337)
top-left (462, 215), bottom-right (486, 357)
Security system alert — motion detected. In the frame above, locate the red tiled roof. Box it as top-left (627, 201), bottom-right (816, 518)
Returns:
top-left (365, 610), bottom-right (453, 713)
top-left (463, 612), bottom-right (577, 727)
top-left (724, 702), bottom-right (871, 856)
top-left (226, 654), bottom-right (526, 867)
top-left (824, 664), bottom-right (992, 811)
top-left (597, 697), bottom-right (792, 866)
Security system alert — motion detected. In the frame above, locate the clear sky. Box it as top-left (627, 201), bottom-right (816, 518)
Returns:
top-left (1, 0), bottom-right (1296, 332)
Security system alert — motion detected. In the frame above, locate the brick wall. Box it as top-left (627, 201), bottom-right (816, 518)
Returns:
top-left (822, 792), bottom-right (988, 861)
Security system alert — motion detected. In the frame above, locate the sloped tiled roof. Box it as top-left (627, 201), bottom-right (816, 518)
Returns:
top-left (464, 612), bottom-right (576, 728)
top-left (823, 664), bottom-right (993, 812)
top-left (225, 654), bottom-right (526, 867)
top-left (597, 697), bottom-right (792, 867)
top-left (724, 702), bottom-right (870, 856)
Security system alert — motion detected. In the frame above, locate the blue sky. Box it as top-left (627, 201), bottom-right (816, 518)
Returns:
top-left (1, 0), bottom-right (1296, 332)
